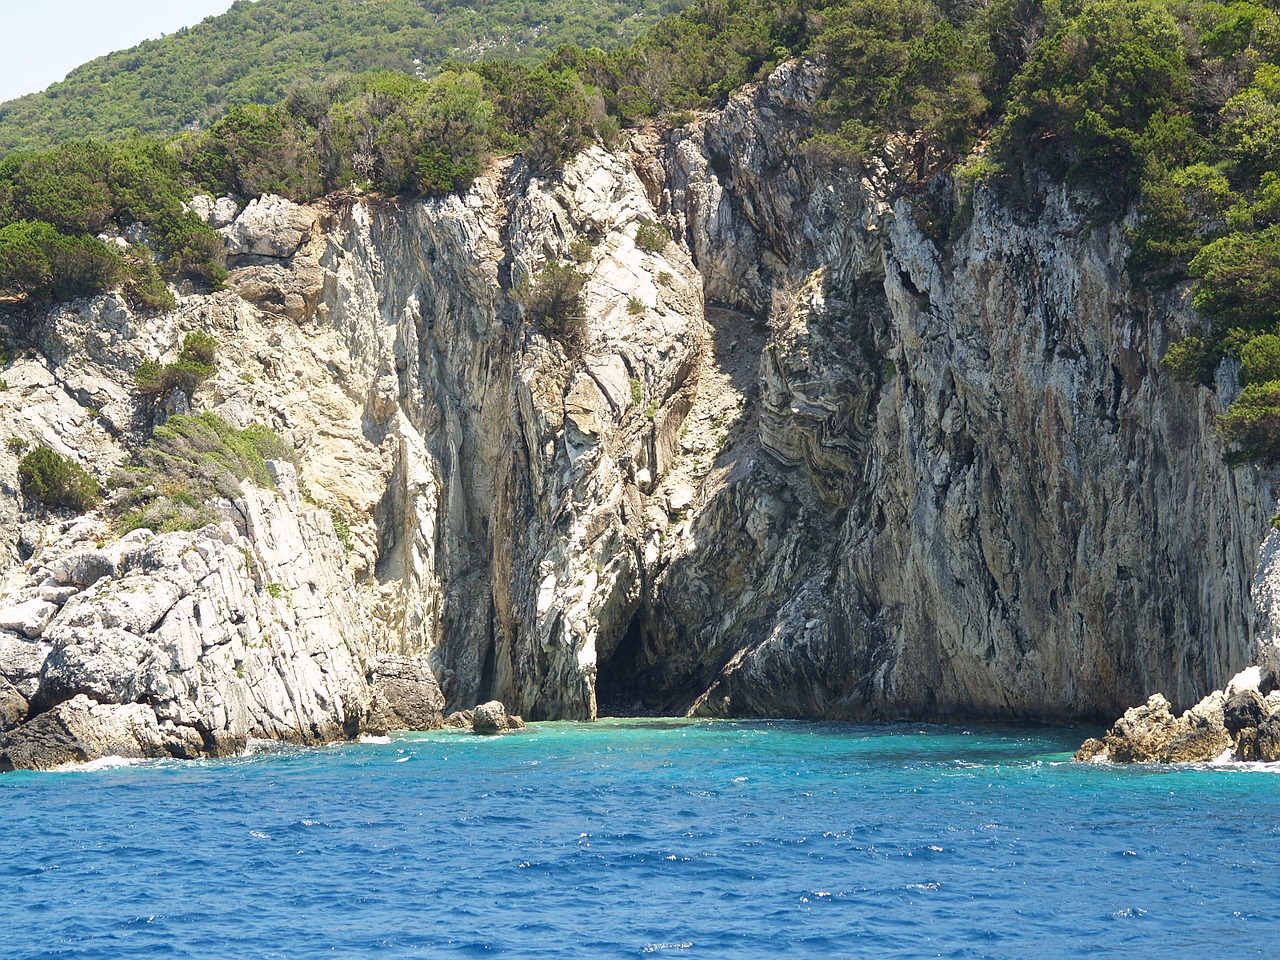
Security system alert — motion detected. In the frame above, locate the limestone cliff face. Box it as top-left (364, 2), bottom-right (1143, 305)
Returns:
top-left (0, 61), bottom-right (1273, 768)
top-left (0, 144), bottom-right (704, 766)
top-left (622, 61), bottom-right (1273, 722)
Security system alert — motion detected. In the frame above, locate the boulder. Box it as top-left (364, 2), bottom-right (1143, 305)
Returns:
top-left (0, 599), bottom-right (58, 639)
top-left (0, 677), bottom-right (27, 733)
top-left (1223, 690), bottom-right (1266, 734)
top-left (1226, 666), bottom-right (1263, 697)
top-left (222, 194), bottom-right (316, 259)
top-left (1100, 694), bottom-right (1180, 763)
top-left (1236, 727), bottom-right (1261, 762)
top-left (0, 695), bottom-right (197, 772)
top-left (442, 710), bottom-right (473, 729)
top-left (472, 700), bottom-right (514, 735)
top-left (0, 633), bottom-right (48, 694)
top-left (1257, 715), bottom-right (1280, 763)
top-left (44, 550), bottom-right (117, 589)
top-left (1074, 737), bottom-right (1106, 762)
top-left (188, 194), bottom-right (216, 223)
top-left (367, 656), bottom-right (446, 732)
top-left (1158, 720), bottom-right (1231, 763)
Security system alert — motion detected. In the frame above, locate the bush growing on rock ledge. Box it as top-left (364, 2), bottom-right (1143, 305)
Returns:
top-left (513, 262), bottom-right (588, 351)
top-left (18, 446), bottom-right (101, 513)
top-left (134, 331), bottom-right (220, 405)
top-left (112, 412), bottom-right (297, 533)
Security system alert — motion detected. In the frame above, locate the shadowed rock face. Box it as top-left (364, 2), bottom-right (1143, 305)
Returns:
top-left (612, 60), bottom-right (1273, 724)
top-left (0, 60), bottom-right (1275, 770)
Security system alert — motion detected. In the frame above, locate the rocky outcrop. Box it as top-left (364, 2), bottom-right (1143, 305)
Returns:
top-left (0, 462), bottom-right (372, 767)
top-left (0, 695), bottom-right (179, 772)
top-left (1077, 670), bottom-right (1280, 763)
top-left (2, 58), bottom-right (1277, 769)
top-left (610, 59), bottom-right (1272, 723)
top-left (0, 143), bottom-right (703, 767)
top-left (471, 700), bottom-right (525, 734)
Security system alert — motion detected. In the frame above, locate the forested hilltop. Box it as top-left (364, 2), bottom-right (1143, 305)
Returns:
top-left (2, 0), bottom-right (1280, 459)
top-left (0, 0), bottom-right (688, 154)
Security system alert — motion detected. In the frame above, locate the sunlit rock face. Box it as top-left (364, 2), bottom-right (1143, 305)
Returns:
top-left (0, 60), bottom-right (1274, 770)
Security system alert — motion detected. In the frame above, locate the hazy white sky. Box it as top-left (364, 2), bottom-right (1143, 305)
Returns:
top-left (0, 1), bottom-right (236, 103)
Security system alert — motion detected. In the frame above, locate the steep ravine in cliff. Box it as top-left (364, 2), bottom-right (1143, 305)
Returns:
top-left (0, 61), bottom-right (1274, 768)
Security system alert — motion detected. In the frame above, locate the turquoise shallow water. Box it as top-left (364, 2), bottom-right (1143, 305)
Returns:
top-left (1, 719), bottom-right (1278, 958)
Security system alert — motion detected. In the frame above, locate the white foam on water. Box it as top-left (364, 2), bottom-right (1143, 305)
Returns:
top-left (242, 738), bottom-right (282, 757)
top-left (359, 735), bottom-right (392, 745)
top-left (53, 755), bottom-right (146, 773)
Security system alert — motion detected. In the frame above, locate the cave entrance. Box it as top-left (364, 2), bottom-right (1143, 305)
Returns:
top-left (596, 612), bottom-right (653, 717)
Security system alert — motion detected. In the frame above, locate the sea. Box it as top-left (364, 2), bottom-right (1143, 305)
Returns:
top-left (1, 718), bottom-right (1277, 959)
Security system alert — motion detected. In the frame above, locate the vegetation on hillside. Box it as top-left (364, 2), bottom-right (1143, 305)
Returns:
top-left (112, 412), bottom-right (295, 534)
top-left (0, 0), bottom-right (688, 154)
top-left (0, 138), bottom-right (224, 308)
top-left (18, 446), bottom-right (101, 513)
top-left (1, 0), bottom-right (1279, 462)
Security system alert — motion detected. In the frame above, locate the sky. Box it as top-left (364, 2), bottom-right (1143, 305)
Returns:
top-left (0, 0), bottom-right (237, 103)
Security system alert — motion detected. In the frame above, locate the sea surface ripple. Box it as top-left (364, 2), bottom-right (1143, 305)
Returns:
top-left (1, 719), bottom-right (1278, 958)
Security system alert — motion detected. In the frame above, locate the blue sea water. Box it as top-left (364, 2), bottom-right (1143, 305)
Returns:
top-left (1, 719), bottom-right (1278, 959)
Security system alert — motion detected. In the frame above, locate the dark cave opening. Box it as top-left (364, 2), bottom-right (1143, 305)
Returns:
top-left (596, 612), bottom-right (658, 716)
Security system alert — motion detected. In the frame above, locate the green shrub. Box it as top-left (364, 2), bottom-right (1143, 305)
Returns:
top-left (569, 236), bottom-right (593, 263)
top-left (1190, 225), bottom-right (1280, 331)
top-left (112, 413), bottom-right (297, 533)
top-left (1240, 335), bottom-right (1280, 386)
top-left (117, 492), bottom-right (218, 535)
top-left (122, 260), bottom-right (177, 313)
top-left (0, 220), bottom-right (125, 301)
top-left (1161, 337), bottom-right (1216, 386)
top-left (18, 446), bottom-right (101, 512)
top-left (134, 332), bottom-right (220, 403)
top-left (627, 297), bottom-right (645, 315)
top-left (329, 506), bottom-right (354, 551)
top-left (513, 262), bottom-right (589, 349)
top-left (995, 0), bottom-right (1191, 189)
top-left (1219, 380), bottom-right (1280, 462)
top-left (634, 220), bottom-right (670, 253)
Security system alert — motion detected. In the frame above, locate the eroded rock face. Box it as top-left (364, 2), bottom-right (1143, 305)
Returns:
top-left (613, 59), bottom-right (1272, 723)
top-left (0, 463), bottom-right (371, 768)
top-left (1, 58), bottom-right (1278, 770)
top-left (0, 142), bottom-right (705, 767)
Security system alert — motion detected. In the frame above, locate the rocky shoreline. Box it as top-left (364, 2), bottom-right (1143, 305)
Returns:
top-left (1075, 669), bottom-right (1280, 764)
top-left (2, 60), bottom-right (1278, 771)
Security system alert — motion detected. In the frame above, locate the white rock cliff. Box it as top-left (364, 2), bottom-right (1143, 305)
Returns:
top-left (0, 61), bottom-right (1273, 768)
